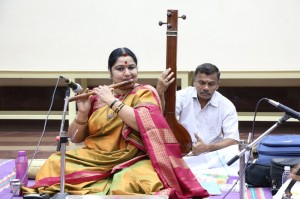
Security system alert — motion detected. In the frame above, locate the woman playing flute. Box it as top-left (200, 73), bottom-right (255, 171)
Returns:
top-left (22, 47), bottom-right (208, 198)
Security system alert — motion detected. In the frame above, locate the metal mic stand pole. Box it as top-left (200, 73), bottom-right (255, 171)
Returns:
top-left (239, 140), bottom-right (246, 199)
top-left (52, 88), bottom-right (70, 199)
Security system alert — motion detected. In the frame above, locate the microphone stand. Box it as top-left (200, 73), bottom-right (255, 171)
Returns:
top-left (239, 140), bottom-right (247, 199)
top-left (226, 113), bottom-right (291, 199)
top-left (52, 87), bottom-right (70, 199)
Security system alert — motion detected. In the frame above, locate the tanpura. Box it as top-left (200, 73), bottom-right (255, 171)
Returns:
top-left (159, 10), bottom-right (192, 155)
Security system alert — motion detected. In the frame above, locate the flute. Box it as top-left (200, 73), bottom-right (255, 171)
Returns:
top-left (68, 79), bottom-right (134, 102)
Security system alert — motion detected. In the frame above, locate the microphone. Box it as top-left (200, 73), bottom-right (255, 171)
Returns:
top-left (267, 99), bottom-right (300, 121)
top-left (60, 76), bottom-right (83, 93)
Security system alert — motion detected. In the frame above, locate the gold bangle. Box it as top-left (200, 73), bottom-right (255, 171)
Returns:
top-left (74, 117), bottom-right (88, 125)
top-left (114, 103), bottom-right (125, 114)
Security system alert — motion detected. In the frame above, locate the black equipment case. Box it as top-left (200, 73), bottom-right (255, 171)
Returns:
top-left (270, 157), bottom-right (300, 195)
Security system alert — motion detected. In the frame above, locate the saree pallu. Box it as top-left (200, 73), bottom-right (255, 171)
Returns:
top-left (134, 102), bottom-right (208, 198)
top-left (23, 84), bottom-right (208, 198)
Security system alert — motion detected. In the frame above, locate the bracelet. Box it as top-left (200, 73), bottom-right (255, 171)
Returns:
top-left (109, 98), bottom-right (119, 109)
top-left (74, 117), bottom-right (88, 125)
top-left (114, 103), bottom-right (125, 114)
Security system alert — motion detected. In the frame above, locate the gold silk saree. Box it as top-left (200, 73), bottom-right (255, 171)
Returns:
top-left (24, 84), bottom-right (208, 198)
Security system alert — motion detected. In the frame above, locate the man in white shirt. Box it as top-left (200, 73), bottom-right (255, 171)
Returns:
top-left (156, 63), bottom-right (240, 171)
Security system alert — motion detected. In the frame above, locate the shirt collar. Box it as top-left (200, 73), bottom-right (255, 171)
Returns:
top-left (192, 88), bottom-right (219, 107)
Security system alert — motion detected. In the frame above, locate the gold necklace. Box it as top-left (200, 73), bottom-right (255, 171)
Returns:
top-left (106, 88), bottom-right (132, 120)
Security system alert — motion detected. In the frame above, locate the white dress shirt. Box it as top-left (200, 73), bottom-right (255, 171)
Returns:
top-left (176, 87), bottom-right (240, 144)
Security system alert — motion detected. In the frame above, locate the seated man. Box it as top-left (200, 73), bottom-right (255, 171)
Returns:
top-left (156, 63), bottom-right (240, 173)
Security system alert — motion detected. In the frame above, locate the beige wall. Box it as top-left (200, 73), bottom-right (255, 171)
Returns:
top-left (0, 0), bottom-right (300, 71)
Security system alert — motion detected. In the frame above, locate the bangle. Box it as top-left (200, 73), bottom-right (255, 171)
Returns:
top-left (74, 117), bottom-right (88, 125)
top-left (109, 98), bottom-right (119, 109)
top-left (114, 103), bottom-right (125, 114)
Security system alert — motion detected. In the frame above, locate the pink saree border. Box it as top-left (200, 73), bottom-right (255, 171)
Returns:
top-left (134, 104), bottom-right (209, 199)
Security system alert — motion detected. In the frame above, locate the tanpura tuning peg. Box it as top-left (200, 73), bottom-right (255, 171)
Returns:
top-left (158, 21), bottom-right (166, 26)
top-left (179, 15), bottom-right (186, 20)
top-left (158, 21), bottom-right (172, 29)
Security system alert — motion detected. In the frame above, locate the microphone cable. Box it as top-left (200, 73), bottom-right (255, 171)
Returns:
top-left (10, 76), bottom-right (61, 199)
top-left (222, 97), bottom-right (269, 199)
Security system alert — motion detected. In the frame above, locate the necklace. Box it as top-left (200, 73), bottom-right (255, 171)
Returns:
top-left (106, 88), bottom-right (133, 120)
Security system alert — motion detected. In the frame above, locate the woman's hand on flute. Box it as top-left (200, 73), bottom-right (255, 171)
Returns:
top-left (92, 85), bottom-right (114, 105)
top-left (76, 88), bottom-right (92, 113)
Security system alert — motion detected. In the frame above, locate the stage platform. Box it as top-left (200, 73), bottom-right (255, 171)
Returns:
top-left (66, 195), bottom-right (168, 199)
